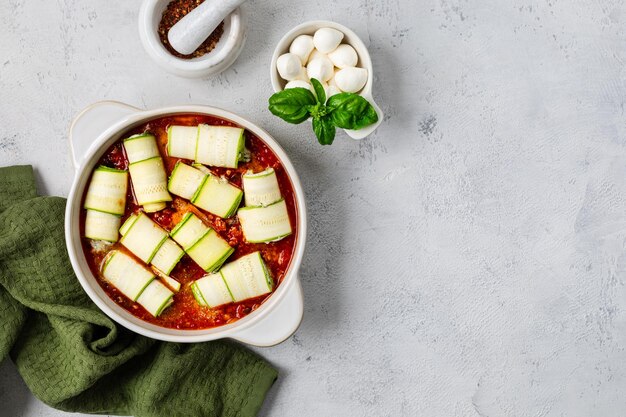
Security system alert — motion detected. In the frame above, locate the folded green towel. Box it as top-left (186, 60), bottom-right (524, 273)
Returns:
top-left (0, 165), bottom-right (277, 417)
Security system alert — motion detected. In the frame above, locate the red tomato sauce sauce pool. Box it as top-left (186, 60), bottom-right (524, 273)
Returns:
top-left (80, 113), bottom-right (298, 329)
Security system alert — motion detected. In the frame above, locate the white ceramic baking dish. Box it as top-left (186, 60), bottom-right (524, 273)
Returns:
top-left (65, 101), bottom-right (305, 346)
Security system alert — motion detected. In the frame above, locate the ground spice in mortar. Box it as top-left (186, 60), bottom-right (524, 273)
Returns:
top-left (159, 0), bottom-right (225, 59)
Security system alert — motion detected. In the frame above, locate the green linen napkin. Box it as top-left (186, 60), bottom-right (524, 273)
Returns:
top-left (0, 165), bottom-right (277, 417)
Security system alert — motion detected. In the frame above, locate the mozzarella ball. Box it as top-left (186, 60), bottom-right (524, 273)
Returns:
top-left (295, 67), bottom-right (309, 81)
top-left (328, 72), bottom-right (339, 87)
top-left (289, 35), bottom-right (315, 64)
top-left (313, 28), bottom-right (344, 53)
top-left (285, 80), bottom-right (311, 90)
top-left (277, 53), bottom-right (304, 81)
top-left (328, 44), bottom-right (358, 69)
top-left (334, 67), bottom-right (368, 93)
top-left (307, 49), bottom-right (328, 65)
top-left (307, 57), bottom-right (334, 82)
top-left (327, 73), bottom-right (342, 97)
top-left (327, 84), bottom-right (342, 98)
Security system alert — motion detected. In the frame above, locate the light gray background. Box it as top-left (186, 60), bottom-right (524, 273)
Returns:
top-left (2, 0), bottom-right (626, 416)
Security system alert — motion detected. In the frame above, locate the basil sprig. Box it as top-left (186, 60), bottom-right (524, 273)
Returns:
top-left (268, 78), bottom-right (378, 145)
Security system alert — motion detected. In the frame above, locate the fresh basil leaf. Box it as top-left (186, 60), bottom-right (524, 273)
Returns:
top-left (312, 116), bottom-right (336, 145)
top-left (310, 78), bottom-right (326, 104)
top-left (327, 93), bottom-right (379, 129)
top-left (307, 102), bottom-right (330, 119)
top-left (268, 88), bottom-right (317, 124)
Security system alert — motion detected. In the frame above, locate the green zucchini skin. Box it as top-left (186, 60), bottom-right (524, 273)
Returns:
top-left (128, 157), bottom-right (172, 206)
top-left (193, 253), bottom-right (271, 308)
top-left (101, 250), bottom-right (155, 302)
top-left (167, 162), bottom-right (207, 201)
top-left (95, 166), bottom-right (126, 173)
top-left (186, 229), bottom-right (234, 272)
top-left (195, 125), bottom-right (244, 169)
top-left (84, 166), bottom-right (128, 216)
top-left (102, 251), bottom-right (175, 317)
top-left (167, 125), bottom-right (199, 160)
top-left (191, 174), bottom-right (243, 219)
top-left (84, 209), bottom-right (121, 242)
top-left (170, 212), bottom-right (192, 236)
top-left (193, 273), bottom-right (234, 308)
top-left (191, 282), bottom-right (209, 306)
top-left (219, 252), bottom-right (273, 302)
top-left (136, 280), bottom-right (174, 317)
top-left (170, 213), bottom-right (207, 250)
top-left (237, 199), bottom-right (293, 243)
top-left (224, 191), bottom-right (244, 218)
top-left (123, 134), bottom-right (172, 210)
top-left (170, 213), bottom-right (234, 272)
top-left (242, 168), bottom-right (282, 207)
top-left (120, 213), bottom-right (168, 264)
top-left (119, 214), bottom-right (138, 236)
top-left (151, 239), bottom-right (185, 276)
top-left (123, 134), bottom-right (160, 164)
top-left (119, 213), bottom-right (185, 275)
top-left (144, 202), bottom-right (167, 213)
top-left (119, 213), bottom-right (169, 264)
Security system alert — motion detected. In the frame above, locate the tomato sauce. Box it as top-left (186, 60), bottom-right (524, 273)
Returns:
top-left (81, 114), bottom-right (298, 330)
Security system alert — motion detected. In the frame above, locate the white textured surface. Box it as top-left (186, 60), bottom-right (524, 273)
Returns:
top-left (2, 0), bottom-right (626, 416)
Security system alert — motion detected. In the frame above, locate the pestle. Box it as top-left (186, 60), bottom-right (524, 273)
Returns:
top-left (168, 0), bottom-right (247, 56)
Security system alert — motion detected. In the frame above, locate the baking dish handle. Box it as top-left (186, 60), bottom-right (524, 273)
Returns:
top-left (230, 278), bottom-right (304, 347)
top-left (69, 101), bottom-right (141, 169)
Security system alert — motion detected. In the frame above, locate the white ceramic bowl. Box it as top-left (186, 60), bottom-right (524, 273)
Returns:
top-left (65, 101), bottom-right (306, 346)
top-left (139, 0), bottom-right (246, 78)
top-left (270, 20), bottom-right (383, 140)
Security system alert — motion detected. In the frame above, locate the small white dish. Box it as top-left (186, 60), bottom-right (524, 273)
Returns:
top-left (139, 0), bottom-right (246, 78)
top-left (271, 20), bottom-right (383, 140)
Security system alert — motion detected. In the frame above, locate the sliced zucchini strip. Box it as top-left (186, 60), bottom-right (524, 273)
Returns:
top-left (120, 213), bottom-right (169, 263)
top-left (195, 124), bottom-right (244, 169)
top-left (191, 281), bottom-right (208, 306)
top-left (119, 214), bottom-right (138, 236)
top-left (151, 238), bottom-right (185, 275)
top-left (167, 162), bottom-right (207, 201)
top-left (242, 168), bottom-right (282, 207)
top-left (151, 265), bottom-right (182, 292)
top-left (124, 133), bottom-right (170, 208)
top-left (220, 252), bottom-right (273, 302)
top-left (191, 163), bottom-right (212, 175)
top-left (167, 125), bottom-right (198, 160)
top-left (136, 279), bottom-right (174, 317)
top-left (170, 212), bottom-right (233, 272)
top-left (120, 215), bottom-right (184, 274)
top-left (193, 273), bottom-right (234, 308)
top-left (192, 174), bottom-right (243, 218)
top-left (237, 199), bottom-right (292, 243)
top-left (129, 157), bottom-right (172, 206)
top-left (186, 229), bottom-right (234, 272)
top-left (84, 166), bottom-right (128, 215)
top-left (123, 134), bottom-right (160, 164)
top-left (161, 275), bottom-right (182, 292)
top-left (102, 250), bottom-right (155, 301)
top-left (170, 212), bottom-right (207, 249)
top-left (84, 210), bottom-right (121, 242)
top-left (144, 202), bottom-right (167, 213)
